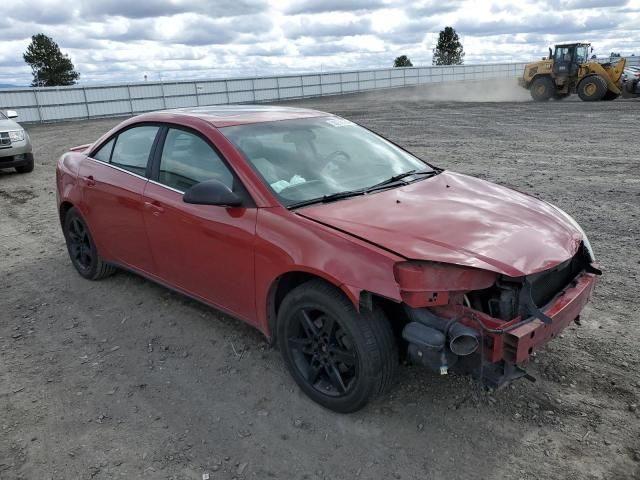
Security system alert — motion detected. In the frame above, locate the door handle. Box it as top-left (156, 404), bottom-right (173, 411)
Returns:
top-left (83, 175), bottom-right (96, 186)
top-left (144, 201), bottom-right (165, 215)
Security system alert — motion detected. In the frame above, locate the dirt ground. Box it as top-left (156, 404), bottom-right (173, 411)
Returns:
top-left (1, 85), bottom-right (639, 480)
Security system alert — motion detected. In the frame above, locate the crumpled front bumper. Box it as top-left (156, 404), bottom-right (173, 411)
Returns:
top-left (430, 270), bottom-right (598, 365)
top-left (503, 271), bottom-right (597, 363)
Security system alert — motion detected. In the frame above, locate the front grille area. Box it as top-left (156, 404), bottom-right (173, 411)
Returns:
top-left (467, 244), bottom-right (590, 321)
top-left (529, 249), bottom-right (587, 308)
top-left (0, 132), bottom-right (11, 149)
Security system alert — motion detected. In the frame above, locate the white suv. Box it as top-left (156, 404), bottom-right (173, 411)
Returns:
top-left (0, 110), bottom-right (34, 173)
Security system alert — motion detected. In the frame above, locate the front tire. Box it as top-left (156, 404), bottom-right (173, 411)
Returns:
top-left (15, 153), bottom-right (34, 173)
top-left (277, 280), bottom-right (397, 413)
top-left (577, 75), bottom-right (607, 101)
top-left (63, 207), bottom-right (116, 280)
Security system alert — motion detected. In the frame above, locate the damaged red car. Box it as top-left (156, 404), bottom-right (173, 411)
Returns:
top-left (56, 106), bottom-right (600, 413)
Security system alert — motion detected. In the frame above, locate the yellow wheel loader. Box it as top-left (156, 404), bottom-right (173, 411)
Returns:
top-left (519, 43), bottom-right (632, 101)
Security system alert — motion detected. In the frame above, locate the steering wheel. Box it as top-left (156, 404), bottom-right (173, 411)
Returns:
top-left (323, 150), bottom-right (351, 165)
top-left (278, 179), bottom-right (325, 198)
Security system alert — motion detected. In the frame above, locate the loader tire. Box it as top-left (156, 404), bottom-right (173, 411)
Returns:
top-left (622, 79), bottom-right (639, 98)
top-left (577, 75), bottom-right (607, 101)
top-left (530, 76), bottom-right (554, 101)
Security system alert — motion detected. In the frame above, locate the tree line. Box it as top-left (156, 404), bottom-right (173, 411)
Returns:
top-left (395, 26), bottom-right (465, 68)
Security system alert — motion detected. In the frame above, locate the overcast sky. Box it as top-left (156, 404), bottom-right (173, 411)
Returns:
top-left (0, 0), bottom-right (638, 85)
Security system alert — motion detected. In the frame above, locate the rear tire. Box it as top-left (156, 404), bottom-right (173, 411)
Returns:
top-left (15, 153), bottom-right (34, 173)
top-left (277, 280), bottom-right (398, 413)
top-left (577, 75), bottom-right (607, 101)
top-left (530, 76), bottom-right (554, 101)
top-left (63, 207), bottom-right (116, 280)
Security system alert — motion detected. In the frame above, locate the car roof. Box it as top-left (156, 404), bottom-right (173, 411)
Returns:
top-left (136, 105), bottom-right (331, 128)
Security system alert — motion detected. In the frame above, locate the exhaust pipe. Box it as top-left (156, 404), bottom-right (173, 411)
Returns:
top-left (448, 323), bottom-right (480, 356)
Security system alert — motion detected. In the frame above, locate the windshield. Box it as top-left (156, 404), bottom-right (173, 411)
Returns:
top-left (220, 117), bottom-right (432, 206)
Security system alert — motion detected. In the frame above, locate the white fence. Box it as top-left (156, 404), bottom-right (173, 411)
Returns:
top-left (0, 60), bottom-right (605, 124)
top-left (0, 62), bottom-right (532, 124)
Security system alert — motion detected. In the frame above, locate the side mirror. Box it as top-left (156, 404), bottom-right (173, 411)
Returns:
top-left (183, 179), bottom-right (242, 207)
top-left (6, 110), bottom-right (18, 119)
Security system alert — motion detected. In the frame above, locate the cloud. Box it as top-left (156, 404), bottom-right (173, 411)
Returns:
top-left (297, 42), bottom-right (366, 56)
top-left (378, 18), bottom-right (438, 44)
top-left (80, 0), bottom-right (269, 19)
top-left (407, 0), bottom-right (464, 17)
top-left (545, 0), bottom-right (628, 8)
top-left (6, 1), bottom-right (76, 25)
top-left (1, 0), bottom-right (639, 86)
top-left (285, 0), bottom-right (388, 15)
top-left (456, 14), bottom-right (620, 37)
top-left (284, 18), bottom-right (373, 39)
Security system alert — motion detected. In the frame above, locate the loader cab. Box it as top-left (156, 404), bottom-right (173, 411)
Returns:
top-left (552, 43), bottom-right (590, 77)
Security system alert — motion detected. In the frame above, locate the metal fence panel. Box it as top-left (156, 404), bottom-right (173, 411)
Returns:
top-left (132, 98), bottom-right (164, 112)
top-left (130, 84), bottom-right (163, 98)
top-left (0, 90), bottom-right (37, 108)
top-left (197, 81), bottom-right (227, 94)
top-left (88, 100), bottom-right (130, 117)
top-left (3, 58), bottom-right (634, 124)
top-left (303, 85), bottom-right (321, 96)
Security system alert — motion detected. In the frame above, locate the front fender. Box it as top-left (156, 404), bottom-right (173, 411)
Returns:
top-left (254, 207), bottom-right (405, 335)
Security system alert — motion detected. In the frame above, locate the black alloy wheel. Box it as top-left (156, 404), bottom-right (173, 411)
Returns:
top-left (288, 307), bottom-right (358, 397)
top-left (63, 207), bottom-right (116, 280)
top-left (277, 280), bottom-right (397, 413)
top-left (66, 215), bottom-right (93, 273)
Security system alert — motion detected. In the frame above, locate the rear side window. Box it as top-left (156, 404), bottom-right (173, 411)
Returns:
top-left (158, 128), bottom-right (233, 192)
top-left (110, 126), bottom-right (159, 175)
top-left (92, 138), bottom-right (115, 163)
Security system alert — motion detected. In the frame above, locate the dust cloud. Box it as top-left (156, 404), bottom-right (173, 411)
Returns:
top-left (383, 78), bottom-right (532, 103)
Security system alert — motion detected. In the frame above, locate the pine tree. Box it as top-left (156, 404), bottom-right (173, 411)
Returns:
top-left (432, 27), bottom-right (465, 66)
top-left (23, 34), bottom-right (80, 87)
top-left (394, 55), bottom-right (413, 67)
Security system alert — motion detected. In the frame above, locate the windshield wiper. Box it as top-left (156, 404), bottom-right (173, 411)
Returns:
top-left (288, 189), bottom-right (366, 209)
top-left (365, 169), bottom-right (439, 191)
top-left (287, 168), bottom-right (443, 210)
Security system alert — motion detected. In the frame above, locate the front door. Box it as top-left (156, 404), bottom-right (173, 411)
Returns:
top-left (142, 126), bottom-right (257, 323)
top-left (79, 125), bottom-right (160, 274)
top-left (553, 46), bottom-right (577, 78)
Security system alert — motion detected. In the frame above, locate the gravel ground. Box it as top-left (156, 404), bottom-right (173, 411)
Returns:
top-left (1, 84), bottom-right (639, 480)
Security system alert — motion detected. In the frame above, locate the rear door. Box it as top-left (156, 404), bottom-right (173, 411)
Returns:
top-left (142, 126), bottom-right (258, 322)
top-left (78, 125), bottom-right (160, 274)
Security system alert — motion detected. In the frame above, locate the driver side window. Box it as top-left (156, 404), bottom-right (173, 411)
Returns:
top-left (158, 129), bottom-right (233, 193)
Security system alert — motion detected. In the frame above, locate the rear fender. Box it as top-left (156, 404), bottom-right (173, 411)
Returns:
top-left (57, 152), bottom-right (84, 215)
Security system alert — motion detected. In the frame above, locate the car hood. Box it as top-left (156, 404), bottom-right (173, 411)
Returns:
top-left (297, 171), bottom-right (583, 277)
top-left (0, 118), bottom-right (21, 132)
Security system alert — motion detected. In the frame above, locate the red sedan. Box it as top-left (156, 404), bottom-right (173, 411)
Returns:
top-left (56, 106), bottom-right (600, 412)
